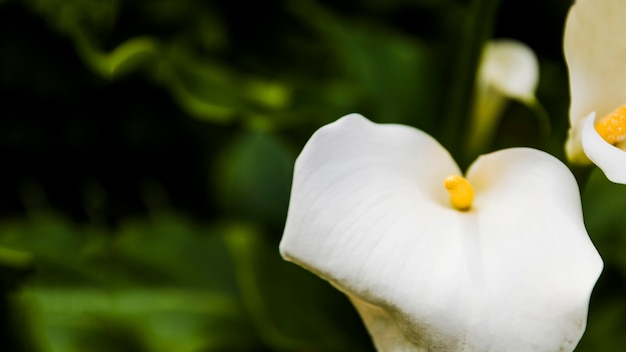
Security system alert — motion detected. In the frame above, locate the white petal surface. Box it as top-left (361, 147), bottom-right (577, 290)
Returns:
top-left (281, 114), bottom-right (602, 351)
top-left (564, 0), bottom-right (626, 162)
top-left (467, 40), bottom-right (539, 157)
top-left (466, 148), bottom-right (603, 351)
top-left (480, 39), bottom-right (538, 102)
top-left (581, 112), bottom-right (626, 183)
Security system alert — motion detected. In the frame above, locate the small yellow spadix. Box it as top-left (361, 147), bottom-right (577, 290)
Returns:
top-left (444, 175), bottom-right (474, 211)
top-left (595, 104), bottom-right (626, 145)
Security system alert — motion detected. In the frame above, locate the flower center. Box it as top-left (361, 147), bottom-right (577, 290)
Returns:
top-left (595, 104), bottom-right (626, 145)
top-left (444, 175), bottom-right (474, 211)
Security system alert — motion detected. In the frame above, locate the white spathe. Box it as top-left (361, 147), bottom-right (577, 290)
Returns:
top-left (467, 39), bottom-right (539, 156)
top-left (564, 0), bottom-right (626, 182)
top-left (280, 114), bottom-right (603, 352)
top-left (479, 39), bottom-right (538, 103)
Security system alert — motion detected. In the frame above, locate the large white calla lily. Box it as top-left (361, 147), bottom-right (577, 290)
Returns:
top-left (280, 114), bottom-right (602, 351)
top-left (564, 0), bottom-right (626, 183)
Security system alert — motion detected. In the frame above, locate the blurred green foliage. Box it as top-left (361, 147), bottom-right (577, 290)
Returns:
top-left (0, 0), bottom-right (623, 350)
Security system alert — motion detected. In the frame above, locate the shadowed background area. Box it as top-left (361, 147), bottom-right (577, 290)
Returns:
top-left (0, 0), bottom-right (625, 350)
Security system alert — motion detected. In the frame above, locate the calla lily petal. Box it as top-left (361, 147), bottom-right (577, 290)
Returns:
top-left (564, 0), bottom-right (626, 130)
top-left (281, 114), bottom-right (603, 352)
top-left (480, 39), bottom-right (538, 102)
top-left (467, 40), bottom-right (540, 157)
top-left (564, 0), bottom-right (626, 176)
top-left (581, 111), bottom-right (626, 183)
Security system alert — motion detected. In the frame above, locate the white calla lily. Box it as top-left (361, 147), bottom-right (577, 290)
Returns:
top-left (467, 40), bottom-right (540, 156)
top-left (479, 40), bottom-right (538, 102)
top-left (281, 114), bottom-right (602, 352)
top-left (564, 0), bottom-right (626, 183)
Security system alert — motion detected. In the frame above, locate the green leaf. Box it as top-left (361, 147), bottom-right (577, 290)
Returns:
top-left (288, 0), bottom-right (442, 127)
top-left (213, 131), bottom-right (293, 224)
top-left (224, 224), bottom-right (372, 351)
top-left (75, 35), bottom-right (160, 78)
top-left (113, 214), bottom-right (238, 293)
top-left (0, 246), bottom-right (33, 291)
top-left (0, 214), bottom-right (261, 351)
top-left (22, 287), bottom-right (253, 352)
top-left (0, 214), bottom-right (107, 286)
top-left (153, 50), bottom-right (291, 124)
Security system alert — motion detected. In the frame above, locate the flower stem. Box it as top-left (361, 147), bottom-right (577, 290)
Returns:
top-left (441, 0), bottom-right (500, 166)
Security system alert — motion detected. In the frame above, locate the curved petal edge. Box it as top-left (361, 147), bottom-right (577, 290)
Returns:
top-left (582, 112), bottom-right (626, 184)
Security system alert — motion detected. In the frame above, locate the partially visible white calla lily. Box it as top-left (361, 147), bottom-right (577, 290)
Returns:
top-left (467, 40), bottom-right (540, 156)
top-left (564, 0), bottom-right (626, 183)
top-left (281, 114), bottom-right (602, 351)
